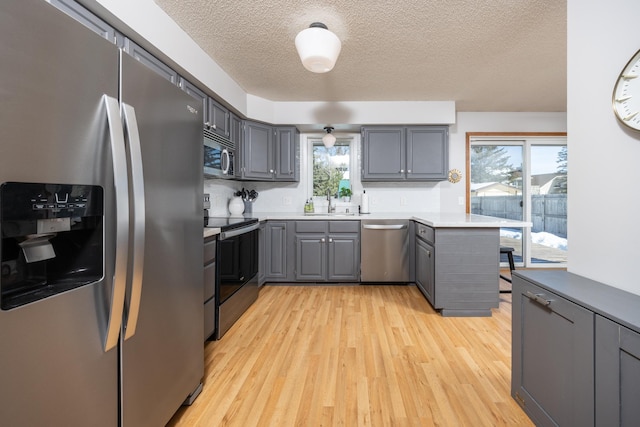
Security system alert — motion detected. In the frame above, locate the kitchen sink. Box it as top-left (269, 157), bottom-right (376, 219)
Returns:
top-left (303, 212), bottom-right (357, 217)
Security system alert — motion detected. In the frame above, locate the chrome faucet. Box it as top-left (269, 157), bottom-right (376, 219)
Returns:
top-left (327, 189), bottom-right (335, 213)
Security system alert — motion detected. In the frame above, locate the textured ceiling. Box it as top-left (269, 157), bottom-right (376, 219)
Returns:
top-left (154, 0), bottom-right (566, 112)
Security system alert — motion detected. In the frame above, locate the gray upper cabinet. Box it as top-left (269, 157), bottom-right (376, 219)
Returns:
top-left (240, 121), bottom-right (299, 181)
top-left (49, 0), bottom-right (121, 45)
top-left (207, 98), bottom-right (229, 138)
top-left (274, 126), bottom-right (300, 181)
top-left (123, 38), bottom-right (179, 85)
top-left (362, 125), bottom-right (448, 181)
top-left (230, 113), bottom-right (243, 147)
top-left (362, 127), bottom-right (405, 180)
top-left (241, 121), bottom-right (274, 180)
top-left (406, 126), bottom-right (448, 180)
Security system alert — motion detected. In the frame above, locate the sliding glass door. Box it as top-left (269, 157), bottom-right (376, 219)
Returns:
top-left (469, 136), bottom-right (567, 268)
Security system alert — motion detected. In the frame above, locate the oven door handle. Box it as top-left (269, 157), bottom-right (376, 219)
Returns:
top-left (219, 222), bottom-right (260, 240)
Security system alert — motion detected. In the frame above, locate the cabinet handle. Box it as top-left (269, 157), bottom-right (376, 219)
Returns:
top-left (400, 169), bottom-right (404, 173)
top-left (427, 250), bottom-right (431, 257)
top-left (408, 169), bottom-right (412, 173)
top-left (212, 124), bottom-right (217, 129)
top-left (321, 238), bottom-right (325, 243)
top-left (525, 291), bottom-right (552, 307)
top-left (329, 238), bottom-right (333, 243)
top-left (270, 169), bottom-right (274, 173)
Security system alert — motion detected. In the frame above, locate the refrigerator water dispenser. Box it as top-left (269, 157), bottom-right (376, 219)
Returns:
top-left (0, 182), bottom-right (104, 310)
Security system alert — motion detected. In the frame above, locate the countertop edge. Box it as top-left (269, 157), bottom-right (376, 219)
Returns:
top-left (204, 213), bottom-right (531, 237)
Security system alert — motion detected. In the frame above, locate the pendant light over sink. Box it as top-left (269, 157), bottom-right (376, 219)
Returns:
top-left (322, 126), bottom-right (336, 148)
top-left (295, 22), bottom-right (342, 73)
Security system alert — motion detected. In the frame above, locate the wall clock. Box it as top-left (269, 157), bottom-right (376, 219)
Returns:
top-left (612, 49), bottom-right (640, 131)
top-left (448, 169), bottom-right (462, 183)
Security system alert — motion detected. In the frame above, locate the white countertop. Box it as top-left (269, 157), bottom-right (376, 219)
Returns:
top-left (204, 212), bottom-right (531, 238)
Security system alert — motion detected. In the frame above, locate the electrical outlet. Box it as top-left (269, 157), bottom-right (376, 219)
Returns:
top-left (283, 196), bottom-right (292, 206)
top-left (458, 196), bottom-right (465, 206)
top-left (400, 196), bottom-right (407, 206)
top-left (370, 196), bottom-right (378, 205)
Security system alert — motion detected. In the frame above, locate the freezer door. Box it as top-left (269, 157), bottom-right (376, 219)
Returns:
top-left (0, 0), bottom-right (120, 425)
top-left (120, 52), bottom-right (204, 427)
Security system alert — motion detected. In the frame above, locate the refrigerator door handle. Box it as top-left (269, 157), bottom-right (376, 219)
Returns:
top-left (102, 95), bottom-right (129, 352)
top-left (121, 103), bottom-right (145, 340)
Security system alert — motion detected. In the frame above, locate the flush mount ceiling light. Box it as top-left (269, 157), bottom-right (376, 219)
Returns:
top-left (295, 22), bottom-right (342, 73)
top-left (322, 126), bottom-right (336, 148)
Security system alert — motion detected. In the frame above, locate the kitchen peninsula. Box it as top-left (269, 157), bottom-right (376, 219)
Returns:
top-left (205, 213), bottom-right (530, 317)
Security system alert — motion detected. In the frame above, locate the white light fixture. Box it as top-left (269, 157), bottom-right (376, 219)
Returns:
top-left (295, 22), bottom-right (342, 73)
top-left (322, 126), bottom-right (336, 148)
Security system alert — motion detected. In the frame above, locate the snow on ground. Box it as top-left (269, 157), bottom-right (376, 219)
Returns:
top-left (501, 229), bottom-right (568, 251)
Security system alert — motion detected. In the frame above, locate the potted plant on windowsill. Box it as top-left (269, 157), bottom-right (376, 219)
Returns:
top-left (339, 187), bottom-right (352, 202)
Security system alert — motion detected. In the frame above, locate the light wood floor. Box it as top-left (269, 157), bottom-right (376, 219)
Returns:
top-left (168, 280), bottom-right (532, 426)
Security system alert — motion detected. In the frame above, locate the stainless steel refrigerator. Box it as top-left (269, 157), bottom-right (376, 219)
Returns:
top-left (0, 0), bottom-right (204, 425)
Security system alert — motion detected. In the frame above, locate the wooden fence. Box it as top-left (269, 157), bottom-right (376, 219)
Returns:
top-left (471, 195), bottom-right (567, 238)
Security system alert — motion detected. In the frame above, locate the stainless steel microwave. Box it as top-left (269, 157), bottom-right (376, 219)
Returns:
top-left (203, 129), bottom-right (235, 179)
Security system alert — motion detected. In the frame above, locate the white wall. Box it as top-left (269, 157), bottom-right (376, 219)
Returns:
top-left (567, 0), bottom-right (640, 295)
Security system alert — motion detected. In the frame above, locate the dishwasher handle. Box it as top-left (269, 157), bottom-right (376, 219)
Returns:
top-left (362, 224), bottom-right (407, 230)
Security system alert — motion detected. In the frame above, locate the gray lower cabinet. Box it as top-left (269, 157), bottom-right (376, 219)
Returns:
top-left (203, 236), bottom-right (216, 341)
top-left (512, 270), bottom-right (640, 427)
top-left (362, 125), bottom-right (448, 181)
top-left (512, 274), bottom-right (594, 426)
top-left (595, 315), bottom-right (640, 426)
top-left (294, 221), bottom-right (360, 282)
top-left (240, 121), bottom-right (299, 181)
top-left (413, 222), bottom-right (499, 316)
top-left (414, 234), bottom-right (435, 304)
top-left (264, 221), bottom-right (293, 281)
top-left (258, 221), bottom-right (266, 286)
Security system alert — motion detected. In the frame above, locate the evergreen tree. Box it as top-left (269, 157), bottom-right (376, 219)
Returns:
top-left (470, 146), bottom-right (515, 184)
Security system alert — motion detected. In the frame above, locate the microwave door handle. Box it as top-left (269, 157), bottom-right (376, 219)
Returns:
top-left (102, 95), bottom-right (128, 352)
top-left (221, 148), bottom-right (230, 175)
top-left (121, 103), bottom-right (145, 341)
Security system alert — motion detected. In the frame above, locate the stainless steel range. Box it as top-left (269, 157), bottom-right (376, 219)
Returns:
top-left (205, 216), bottom-right (259, 339)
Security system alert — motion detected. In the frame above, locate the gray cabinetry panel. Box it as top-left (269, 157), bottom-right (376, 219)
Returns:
top-left (123, 38), bottom-right (179, 85)
top-left (434, 228), bottom-right (499, 315)
top-left (415, 237), bottom-right (434, 304)
top-left (49, 0), bottom-right (119, 44)
top-left (596, 315), bottom-right (640, 427)
top-left (241, 122), bottom-right (299, 182)
top-left (328, 233), bottom-right (360, 281)
top-left (362, 126), bottom-right (448, 181)
top-left (230, 113), bottom-right (243, 147)
top-left (274, 126), bottom-right (299, 181)
top-left (295, 234), bottom-right (327, 281)
top-left (258, 222), bottom-right (266, 286)
top-left (294, 221), bottom-right (360, 282)
top-left (362, 127), bottom-right (405, 180)
top-left (264, 221), bottom-right (289, 280)
top-left (203, 236), bottom-right (216, 341)
top-left (207, 98), bottom-right (229, 138)
top-left (242, 121), bottom-right (274, 180)
top-left (512, 275), bottom-right (594, 427)
top-left (406, 126), bottom-right (448, 180)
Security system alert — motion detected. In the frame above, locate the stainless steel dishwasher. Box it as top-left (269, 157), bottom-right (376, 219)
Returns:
top-left (360, 219), bottom-right (410, 282)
